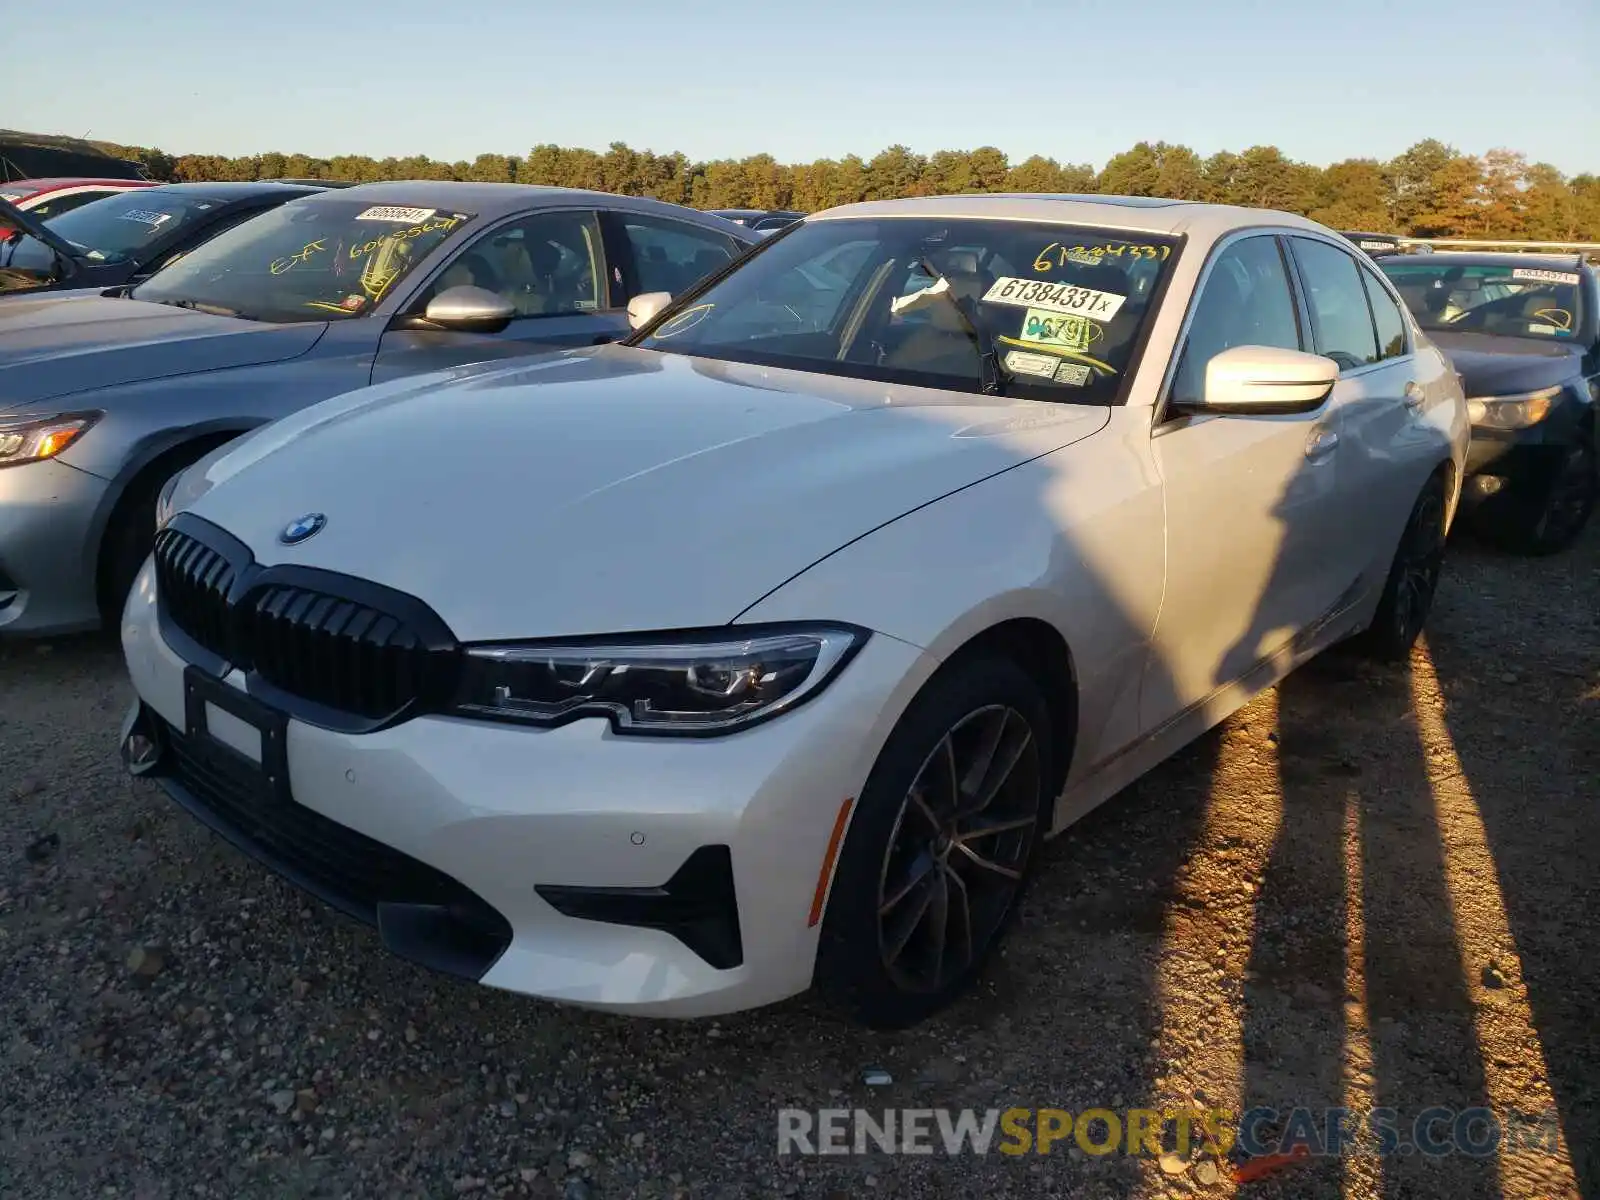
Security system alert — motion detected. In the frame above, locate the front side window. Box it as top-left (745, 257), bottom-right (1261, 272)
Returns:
top-left (417, 210), bottom-right (603, 318)
top-left (39, 188), bottom-right (224, 263)
top-left (1290, 237), bottom-right (1380, 370)
top-left (1169, 235), bottom-right (1301, 408)
top-left (633, 218), bottom-right (1180, 402)
top-left (1378, 259), bottom-right (1586, 342)
top-left (621, 215), bottom-right (740, 297)
top-left (132, 200), bottom-right (475, 322)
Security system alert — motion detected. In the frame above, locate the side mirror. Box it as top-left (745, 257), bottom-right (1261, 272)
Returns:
top-left (421, 285), bottom-right (515, 333)
top-left (1194, 345), bottom-right (1339, 416)
top-left (627, 291), bottom-right (673, 331)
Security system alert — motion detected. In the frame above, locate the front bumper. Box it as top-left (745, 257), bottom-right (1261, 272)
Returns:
top-left (120, 558), bottom-right (936, 1017)
top-left (1461, 393), bottom-right (1591, 484)
top-left (0, 458), bottom-right (110, 635)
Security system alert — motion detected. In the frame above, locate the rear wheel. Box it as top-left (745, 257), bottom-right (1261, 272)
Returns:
top-left (815, 655), bottom-right (1053, 1029)
top-left (1478, 435), bottom-right (1597, 556)
top-left (1353, 472), bottom-right (1448, 661)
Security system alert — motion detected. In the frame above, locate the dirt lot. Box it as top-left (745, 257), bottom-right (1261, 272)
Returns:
top-left (2, 526), bottom-right (1596, 1200)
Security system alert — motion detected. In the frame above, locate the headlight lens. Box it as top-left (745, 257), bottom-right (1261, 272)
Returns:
top-left (0, 412), bottom-right (100, 469)
top-left (1465, 385), bottom-right (1561, 430)
top-left (452, 624), bottom-right (867, 735)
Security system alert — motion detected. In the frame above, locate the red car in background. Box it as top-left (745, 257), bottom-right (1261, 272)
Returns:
top-left (0, 177), bottom-right (155, 219)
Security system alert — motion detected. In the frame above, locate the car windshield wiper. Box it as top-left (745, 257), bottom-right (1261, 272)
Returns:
top-left (916, 256), bottom-right (1011, 396)
top-left (149, 297), bottom-right (250, 319)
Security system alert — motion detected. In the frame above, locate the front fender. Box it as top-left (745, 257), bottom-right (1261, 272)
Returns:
top-left (734, 423), bottom-right (1166, 783)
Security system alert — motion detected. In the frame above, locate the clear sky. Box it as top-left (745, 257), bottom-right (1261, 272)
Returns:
top-left (8, 0), bottom-right (1597, 175)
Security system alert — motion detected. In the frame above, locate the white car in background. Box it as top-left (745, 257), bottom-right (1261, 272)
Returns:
top-left (121, 195), bottom-right (1468, 1029)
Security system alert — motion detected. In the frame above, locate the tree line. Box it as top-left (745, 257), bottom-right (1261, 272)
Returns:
top-left (93, 137), bottom-right (1600, 241)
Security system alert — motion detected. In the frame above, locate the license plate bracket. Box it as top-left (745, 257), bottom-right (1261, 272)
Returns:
top-left (182, 666), bottom-right (290, 804)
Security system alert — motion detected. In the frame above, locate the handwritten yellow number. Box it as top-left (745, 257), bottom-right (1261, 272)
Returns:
top-left (1034, 243), bottom-right (1059, 272)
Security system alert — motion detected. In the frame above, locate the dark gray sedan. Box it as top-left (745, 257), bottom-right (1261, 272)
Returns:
top-left (0, 181), bottom-right (757, 636)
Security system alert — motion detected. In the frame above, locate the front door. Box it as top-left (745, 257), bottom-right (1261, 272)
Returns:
top-left (371, 208), bottom-right (627, 384)
top-left (1144, 232), bottom-right (1352, 726)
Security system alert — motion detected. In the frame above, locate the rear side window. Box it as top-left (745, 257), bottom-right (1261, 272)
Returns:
top-left (618, 215), bottom-right (740, 296)
top-left (1360, 268), bottom-right (1409, 361)
top-left (1290, 237), bottom-right (1379, 370)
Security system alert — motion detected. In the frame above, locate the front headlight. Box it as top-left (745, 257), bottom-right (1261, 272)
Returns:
top-left (451, 624), bottom-right (868, 736)
top-left (0, 411), bottom-right (101, 469)
top-left (1465, 385), bottom-right (1561, 430)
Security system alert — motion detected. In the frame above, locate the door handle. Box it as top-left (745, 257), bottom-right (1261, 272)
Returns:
top-left (1305, 427), bottom-right (1340, 461)
top-left (1403, 381), bottom-right (1426, 409)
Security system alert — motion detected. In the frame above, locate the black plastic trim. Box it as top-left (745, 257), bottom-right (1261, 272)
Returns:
top-left (126, 695), bottom-right (511, 981)
top-left (154, 512), bottom-right (461, 732)
top-left (537, 845), bottom-right (744, 970)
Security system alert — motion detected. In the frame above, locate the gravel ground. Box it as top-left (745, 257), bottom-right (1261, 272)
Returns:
top-left (2, 525), bottom-right (1596, 1200)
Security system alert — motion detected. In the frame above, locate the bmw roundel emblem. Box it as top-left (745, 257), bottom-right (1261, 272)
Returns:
top-left (279, 513), bottom-right (326, 545)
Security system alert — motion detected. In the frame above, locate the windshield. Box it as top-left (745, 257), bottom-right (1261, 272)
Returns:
top-left (132, 200), bottom-right (475, 322)
top-left (1379, 260), bottom-right (1586, 342)
top-left (40, 189), bottom-right (224, 264)
top-left (633, 218), bottom-right (1179, 401)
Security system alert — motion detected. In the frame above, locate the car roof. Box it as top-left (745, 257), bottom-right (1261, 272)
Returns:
top-left (286, 180), bottom-right (757, 235)
top-left (135, 180), bottom-right (329, 200)
top-left (805, 193), bottom-right (1333, 239)
top-left (1377, 251), bottom-right (1590, 272)
top-left (0, 176), bottom-right (154, 193)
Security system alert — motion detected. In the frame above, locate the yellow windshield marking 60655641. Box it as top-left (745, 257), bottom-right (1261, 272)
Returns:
top-left (269, 239), bottom-right (326, 275)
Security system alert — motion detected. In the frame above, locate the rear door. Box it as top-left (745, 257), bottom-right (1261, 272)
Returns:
top-left (371, 207), bottom-right (623, 383)
top-left (1285, 234), bottom-right (1439, 590)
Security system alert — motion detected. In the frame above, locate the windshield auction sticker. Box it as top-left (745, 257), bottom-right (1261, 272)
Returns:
top-left (982, 277), bottom-right (1126, 320)
top-left (1511, 268), bottom-right (1580, 286)
top-left (355, 206), bottom-right (439, 223)
top-left (1018, 309), bottom-right (1100, 353)
top-left (1002, 350), bottom-right (1062, 379)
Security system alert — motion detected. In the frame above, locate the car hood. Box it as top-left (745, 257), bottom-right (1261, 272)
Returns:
top-left (0, 295), bottom-right (327, 410)
top-left (1427, 330), bottom-right (1583, 397)
top-left (179, 345), bottom-right (1109, 641)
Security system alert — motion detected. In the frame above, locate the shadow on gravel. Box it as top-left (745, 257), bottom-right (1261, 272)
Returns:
top-left (1424, 529), bottom-right (1600, 1198)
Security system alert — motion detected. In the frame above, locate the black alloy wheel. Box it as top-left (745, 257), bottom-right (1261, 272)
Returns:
top-left (1526, 437), bottom-right (1598, 553)
top-left (1355, 473), bottom-right (1449, 661)
top-left (815, 654), bottom-right (1054, 1029)
top-left (876, 703), bottom-right (1041, 995)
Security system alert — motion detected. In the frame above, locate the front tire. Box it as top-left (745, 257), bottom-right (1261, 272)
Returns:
top-left (815, 655), bottom-right (1053, 1029)
top-left (1478, 435), bottom-right (1597, 556)
top-left (99, 479), bottom-right (164, 630)
top-left (1353, 472), bottom-right (1448, 661)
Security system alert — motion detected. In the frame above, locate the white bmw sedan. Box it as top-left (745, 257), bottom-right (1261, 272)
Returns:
top-left (120, 195), bottom-right (1468, 1029)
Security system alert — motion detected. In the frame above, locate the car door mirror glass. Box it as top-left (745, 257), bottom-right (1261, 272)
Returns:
top-left (628, 291), bottom-right (673, 330)
top-left (1194, 344), bottom-right (1339, 415)
top-left (423, 285), bottom-right (516, 333)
